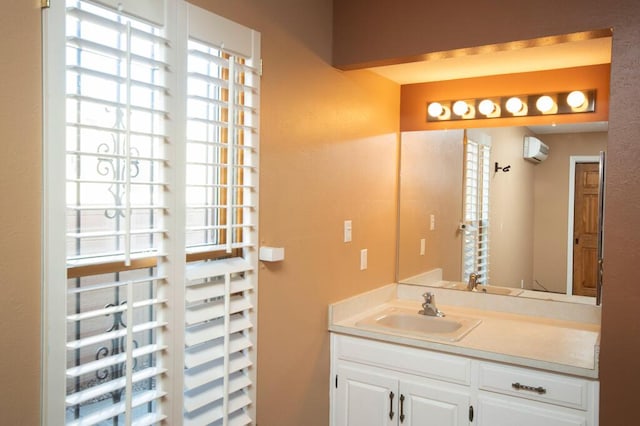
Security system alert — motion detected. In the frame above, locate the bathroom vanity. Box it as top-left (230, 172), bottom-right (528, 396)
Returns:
top-left (328, 281), bottom-right (600, 425)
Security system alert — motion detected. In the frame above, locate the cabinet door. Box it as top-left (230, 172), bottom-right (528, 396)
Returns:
top-left (335, 363), bottom-right (397, 426)
top-left (476, 393), bottom-right (588, 426)
top-left (401, 379), bottom-right (470, 426)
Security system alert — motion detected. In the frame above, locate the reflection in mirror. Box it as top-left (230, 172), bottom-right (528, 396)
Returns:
top-left (397, 124), bottom-right (607, 301)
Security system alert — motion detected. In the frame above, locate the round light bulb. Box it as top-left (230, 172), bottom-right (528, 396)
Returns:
top-left (567, 90), bottom-right (587, 108)
top-left (452, 100), bottom-right (469, 116)
top-left (478, 99), bottom-right (495, 116)
top-left (536, 95), bottom-right (554, 113)
top-left (427, 102), bottom-right (444, 118)
top-left (505, 97), bottom-right (523, 114)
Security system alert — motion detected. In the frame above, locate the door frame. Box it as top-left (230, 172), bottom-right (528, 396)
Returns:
top-left (565, 155), bottom-right (600, 295)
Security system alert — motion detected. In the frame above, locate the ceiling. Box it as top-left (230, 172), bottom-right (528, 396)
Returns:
top-left (367, 35), bottom-right (612, 135)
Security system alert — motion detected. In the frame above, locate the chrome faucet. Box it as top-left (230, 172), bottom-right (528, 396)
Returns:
top-left (467, 272), bottom-right (479, 291)
top-left (419, 292), bottom-right (445, 317)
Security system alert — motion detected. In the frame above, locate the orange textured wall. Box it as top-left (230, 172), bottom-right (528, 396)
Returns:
top-left (334, 1), bottom-right (640, 424)
top-left (401, 64), bottom-right (610, 132)
top-left (0, 2), bottom-right (42, 425)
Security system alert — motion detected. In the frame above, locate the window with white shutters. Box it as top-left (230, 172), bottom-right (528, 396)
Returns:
top-left (462, 132), bottom-right (491, 285)
top-left (43, 1), bottom-right (260, 424)
top-left (182, 17), bottom-right (259, 425)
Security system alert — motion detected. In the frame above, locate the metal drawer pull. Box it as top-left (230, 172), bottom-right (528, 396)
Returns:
top-left (399, 394), bottom-right (406, 423)
top-left (512, 382), bottom-right (547, 394)
top-left (389, 391), bottom-right (395, 420)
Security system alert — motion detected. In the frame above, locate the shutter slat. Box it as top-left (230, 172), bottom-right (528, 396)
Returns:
top-left (66, 366), bottom-right (165, 406)
top-left (184, 370), bottom-right (251, 414)
top-left (66, 228), bottom-right (167, 239)
top-left (66, 390), bottom-right (167, 426)
top-left (184, 333), bottom-right (252, 369)
top-left (184, 352), bottom-right (251, 392)
top-left (185, 297), bottom-right (252, 326)
top-left (66, 343), bottom-right (166, 377)
top-left (185, 276), bottom-right (251, 303)
top-left (67, 37), bottom-right (168, 70)
top-left (67, 297), bottom-right (166, 322)
top-left (67, 320), bottom-right (166, 349)
top-left (185, 257), bottom-right (252, 281)
top-left (132, 413), bottom-right (169, 426)
top-left (66, 251), bottom-right (167, 269)
top-left (185, 315), bottom-right (252, 348)
top-left (67, 273), bottom-right (166, 295)
top-left (66, 121), bottom-right (166, 139)
top-left (66, 6), bottom-right (168, 45)
top-left (186, 138), bottom-right (256, 149)
top-left (185, 223), bottom-right (255, 233)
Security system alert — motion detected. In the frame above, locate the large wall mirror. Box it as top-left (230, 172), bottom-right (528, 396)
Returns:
top-left (396, 123), bottom-right (607, 302)
top-left (373, 31), bottom-right (613, 305)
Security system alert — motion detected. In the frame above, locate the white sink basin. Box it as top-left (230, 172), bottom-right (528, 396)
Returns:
top-left (356, 307), bottom-right (482, 342)
top-left (443, 282), bottom-right (523, 296)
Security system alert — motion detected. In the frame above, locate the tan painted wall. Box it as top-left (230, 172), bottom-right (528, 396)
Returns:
top-left (0, 2), bottom-right (43, 425)
top-left (334, 1), bottom-right (640, 423)
top-left (397, 130), bottom-right (463, 282)
top-left (533, 132), bottom-right (607, 294)
top-left (485, 127), bottom-right (536, 288)
top-left (0, 0), bottom-right (399, 425)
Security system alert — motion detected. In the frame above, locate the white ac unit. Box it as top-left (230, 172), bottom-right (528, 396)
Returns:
top-left (523, 136), bottom-right (549, 163)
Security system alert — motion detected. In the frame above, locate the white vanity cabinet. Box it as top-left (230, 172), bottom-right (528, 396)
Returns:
top-left (332, 334), bottom-right (473, 426)
top-left (331, 335), bottom-right (599, 426)
top-left (475, 362), bottom-right (598, 426)
top-left (335, 362), bottom-right (470, 426)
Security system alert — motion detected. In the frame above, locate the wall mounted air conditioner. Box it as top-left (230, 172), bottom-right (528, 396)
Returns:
top-left (523, 136), bottom-right (549, 163)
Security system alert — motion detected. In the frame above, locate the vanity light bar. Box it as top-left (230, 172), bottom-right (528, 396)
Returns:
top-left (426, 89), bottom-right (596, 122)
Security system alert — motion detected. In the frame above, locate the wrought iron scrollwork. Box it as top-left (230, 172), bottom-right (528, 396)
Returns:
top-left (95, 300), bottom-right (139, 403)
top-left (96, 107), bottom-right (140, 219)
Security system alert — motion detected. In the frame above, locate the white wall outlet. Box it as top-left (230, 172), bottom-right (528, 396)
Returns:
top-left (420, 238), bottom-right (426, 256)
top-left (430, 214), bottom-right (436, 231)
top-left (360, 249), bottom-right (368, 270)
top-left (344, 220), bottom-right (352, 243)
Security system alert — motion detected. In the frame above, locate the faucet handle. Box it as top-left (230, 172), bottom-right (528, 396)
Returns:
top-left (422, 292), bottom-right (435, 305)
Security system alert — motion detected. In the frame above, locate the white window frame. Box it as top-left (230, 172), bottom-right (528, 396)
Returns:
top-left (42, 1), bottom-right (260, 424)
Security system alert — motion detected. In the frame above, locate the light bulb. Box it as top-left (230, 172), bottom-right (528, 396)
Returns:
top-left (567, 91), bottom-right (587, 108)
top-left (505, 97), bottom-right (523, 114)
top-left (452, 100), bottom-right (469, 116)
top-left (536, 95), bottom-right (554, 113)
top-left (427, 102), bottom-right (444, 118)
top-left (478, 99), bottom-right (495, 116)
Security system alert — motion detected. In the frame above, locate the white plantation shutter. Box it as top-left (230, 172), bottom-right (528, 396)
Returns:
top-left (182, 6), bottom-right (260, 424)
top-left (62, 2), bottom-right (170, 424)
top-left (43, 1), bottom-right (260, 424)
top-left (463, 132), bottom-right (491, 284)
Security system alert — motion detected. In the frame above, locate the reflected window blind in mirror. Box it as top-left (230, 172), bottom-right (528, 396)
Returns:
top-left (463, 133), bottom-right (491, 285)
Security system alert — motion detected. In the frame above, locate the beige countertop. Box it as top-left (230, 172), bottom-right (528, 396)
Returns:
top-left (329, 283), bottom-right (601, 379)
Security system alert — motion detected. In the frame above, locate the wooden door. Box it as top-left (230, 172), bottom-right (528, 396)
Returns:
top-left (572, 162), bottom-right (600, 297)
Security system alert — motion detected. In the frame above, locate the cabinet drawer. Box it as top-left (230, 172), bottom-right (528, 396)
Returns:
top-left (478, 361), bottom-right (593, 410)
top-left (334, 335), bottom-right (471, 385)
